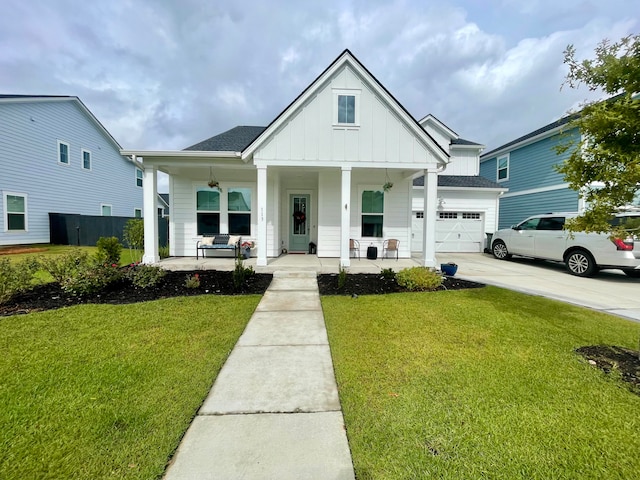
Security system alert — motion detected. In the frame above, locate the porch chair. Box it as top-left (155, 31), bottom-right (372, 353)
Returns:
top-left (349, 238), bottom-right (360, 260)
top-left (382, 239), bottom-right (399, 260)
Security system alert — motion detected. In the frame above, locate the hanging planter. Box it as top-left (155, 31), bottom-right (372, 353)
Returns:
top-left (207, 167), bottom-right (221, 190)
top-left (383, 169), bottom-right (393, 192)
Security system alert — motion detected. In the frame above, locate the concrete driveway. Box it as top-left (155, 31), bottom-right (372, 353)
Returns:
top-left (439, 253), bottom-right (640, 323)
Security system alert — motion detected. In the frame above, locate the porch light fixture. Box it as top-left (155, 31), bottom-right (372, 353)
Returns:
top-left (383, 169), bottom-right (393, 192)
top-left (207, 167), bottom-right (221, 190)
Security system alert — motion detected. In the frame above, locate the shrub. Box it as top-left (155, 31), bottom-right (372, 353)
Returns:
top-left (95, 237), bottom-right (122, 265)
top-left (185, 273), bottom-right (200, 289)
top-left (380, 267), bottom-right (396, 280)
top-left (126, 264), bottom-right (166, 288)
top-left (39, 250), bottom-right (92, 284)
top-left (0, 257), bottom-right (40, 304)
top-left (396, 267), bottom-right (443, 292)
top-left (159, 245), bottom-right (170, 259)
top-left (39, 250), bottom-right (123, 296)
top-left (337, 265), bottom-right (348, 290)
top-left (233, 253), bottom-right (254, 290)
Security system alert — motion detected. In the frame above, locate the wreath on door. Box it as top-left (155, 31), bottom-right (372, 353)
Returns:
top-left (293, 210), bottom-right (306, 225)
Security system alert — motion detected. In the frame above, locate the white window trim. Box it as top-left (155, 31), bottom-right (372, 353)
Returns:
top-left (3, 191), bottom-right (28, 232)
top-left (497, 153), bottom-right (509, 182)
top-left (195, 185), bottom-right (221, 235)
top-left (81, 148), bottom-right (92, 170)
top-left (57, 140), bottom-right (70, 166)
top-left (101, 204), bottom-right (112, 216)
top-left (136, 168), bottom-right (143, 188)
top-left (332, 89), bottom-right (361, 128)
top-left (358, 185), bottom-right (385, 238)
top-left (134, 208), bottom-right (143, 218)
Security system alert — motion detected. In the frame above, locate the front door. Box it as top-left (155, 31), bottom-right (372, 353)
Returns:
top-left (289, 194), bottom-right (310, 252)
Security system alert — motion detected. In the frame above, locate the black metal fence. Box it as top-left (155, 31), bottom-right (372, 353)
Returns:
top-left (49, 213), bottom-right (168, 248)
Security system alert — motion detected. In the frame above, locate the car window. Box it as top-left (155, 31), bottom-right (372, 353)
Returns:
top-left (537, 217), bottom-right (565, 231)
top-left (517, 218), bottom-right (540, 230)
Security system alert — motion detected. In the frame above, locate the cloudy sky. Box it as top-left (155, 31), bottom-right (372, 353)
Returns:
top-left (1, 0), bottom-right (637, 155)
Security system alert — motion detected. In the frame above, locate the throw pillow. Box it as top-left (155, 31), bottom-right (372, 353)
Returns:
top-left (201, 236), bottom-right (215, 246)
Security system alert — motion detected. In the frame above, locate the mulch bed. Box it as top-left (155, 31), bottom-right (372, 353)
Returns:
top-left (576, 345), bottom-right (640, 395)
top-left (317, 273), bottom-right (485, 295)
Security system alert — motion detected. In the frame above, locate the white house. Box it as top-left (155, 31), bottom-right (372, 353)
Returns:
top-left (0, 95), bottom-right (143, 246)
top-left (122, 50), bottom-right (503, 267)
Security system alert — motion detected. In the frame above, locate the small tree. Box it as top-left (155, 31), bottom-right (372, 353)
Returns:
top-left (555, 34), bottom-right (640, 235)
top-left (123, 219), bottom-right (144, 262)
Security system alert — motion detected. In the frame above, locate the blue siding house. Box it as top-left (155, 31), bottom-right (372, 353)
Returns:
top-left (0, 95), bottom-right (143, 245)
top-left (480, 116), bottom-right (582, 229)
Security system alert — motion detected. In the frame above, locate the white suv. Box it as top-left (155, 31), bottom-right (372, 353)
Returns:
top-left (491, 212), bottom-right (640, 277)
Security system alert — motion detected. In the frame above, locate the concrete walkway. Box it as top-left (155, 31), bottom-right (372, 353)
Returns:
top-left (164, 271), bottom-right (355, 479)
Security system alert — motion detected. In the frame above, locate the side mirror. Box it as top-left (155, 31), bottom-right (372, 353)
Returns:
top-left (511, 225), bottom-right (518, 230)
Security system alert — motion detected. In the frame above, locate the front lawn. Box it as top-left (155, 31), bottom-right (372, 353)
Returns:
top-left (0, 295), bottom-right (260, 479)
top-left (323, 286), bottom-right (640, 479)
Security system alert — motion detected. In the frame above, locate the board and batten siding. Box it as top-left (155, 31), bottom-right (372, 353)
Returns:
top-left (498, 187), bottom-right (579, 229)
top-left (445, 148), bottom-right (480, 176)
top-left (0, 100), bottom-right (142, 245)
top-left (254, 65), bottom-right (436, 166)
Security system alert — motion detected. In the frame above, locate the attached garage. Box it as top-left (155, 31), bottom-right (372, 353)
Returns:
top-left (412, 210), bottom-right (485, 252)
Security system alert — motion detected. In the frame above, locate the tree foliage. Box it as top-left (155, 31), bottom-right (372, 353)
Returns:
top-left (555, 34), bottom-right (640, 234)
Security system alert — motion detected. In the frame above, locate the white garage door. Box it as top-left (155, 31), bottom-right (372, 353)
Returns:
top-left (412, 211), bottom-right (484, 253)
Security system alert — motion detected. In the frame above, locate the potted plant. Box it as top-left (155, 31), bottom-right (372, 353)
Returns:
top-left (241, 241), bottom-right (254, 259)
top-left (440, 262), bottom-right (458, 276)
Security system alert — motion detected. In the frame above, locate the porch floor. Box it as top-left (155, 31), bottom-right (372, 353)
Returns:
top-left (158, 253), bottom-right (429, 274)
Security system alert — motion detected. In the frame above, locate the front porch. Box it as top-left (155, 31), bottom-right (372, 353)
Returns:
top-left (157, 253), bottom-right (429, 274)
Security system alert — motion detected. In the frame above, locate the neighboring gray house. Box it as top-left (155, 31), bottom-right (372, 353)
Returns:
top-left (0, 95), bottom-right (143, 246)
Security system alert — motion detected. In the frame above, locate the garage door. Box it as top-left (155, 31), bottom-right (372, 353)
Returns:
top-left (412, 211), bottom-right (484, 252)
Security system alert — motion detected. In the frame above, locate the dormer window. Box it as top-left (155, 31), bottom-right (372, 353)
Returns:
top-left (333, 89), bottom-right (360, 127)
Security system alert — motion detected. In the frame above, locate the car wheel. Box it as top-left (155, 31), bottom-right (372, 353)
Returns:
top-left (492, 240), bottom-right (511, 260)
top-left (565, 249), bottom-right (596, 277)
top-left (622, 269), bottom-right (640, 278)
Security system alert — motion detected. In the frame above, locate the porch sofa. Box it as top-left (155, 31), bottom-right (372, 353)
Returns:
top-left (196, 234), bottom-right (241, 259)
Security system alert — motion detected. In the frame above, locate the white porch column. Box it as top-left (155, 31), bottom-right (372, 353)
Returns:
top-left (142, 164), bottom-right (159, 264)
top-left (340, 166), bottom-right (352, 268)
top-left (257, 166), bottom-right (268, 267)
top-left (422, 168), bottom-right (438, 268)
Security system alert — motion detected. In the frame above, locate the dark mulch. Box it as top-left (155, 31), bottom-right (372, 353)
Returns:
top-left (576, 345), bottom-right (640, 395)
top-left (317, 273), bottom-right (485, 295)
top-left (0, 270), bottom-right (273, 317)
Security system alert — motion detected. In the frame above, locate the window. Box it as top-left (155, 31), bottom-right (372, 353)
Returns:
top-left (101, 204), bottom-right (112, 216)
top-left (134, 208), bottom-right (142, 218)
top-left (338, 95), bottom-right (355, 124)
top-left (517, 217), bottom-right (540, 230)
top-left (361, 190), bottom-right (384, 237)
top-left (439, 212), bottom-right (458, 219)
top-left (463, 213), bottom-right (481, 220)
top-left (497, 154), bottom-right (509, 181)
top-left (537, 217), bottom-right (565, 231)
top-left (197, 188), bottom-right (220, 235)
top-left (228, 188), bottom-right (251, 235)
top-left (334, 89), bottom-right (360, 126)
top-left (82, 149), bottom-right (91, 170)
top-left (415, 211), bottom-right (424, 219)
top-left (136, 168), bottom-right (143, 187)
top-left (58, 141), bottom-right (69, 165)
top-left (4, 193), bottom-right (26, 231)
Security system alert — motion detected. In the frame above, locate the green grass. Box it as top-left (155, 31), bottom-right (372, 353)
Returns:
top-left (1, 244), bottom-right (139, 266)
top-left (0, 295), bottom-right (260, 479)
top-left (323, 286), bottom-right (640, 479)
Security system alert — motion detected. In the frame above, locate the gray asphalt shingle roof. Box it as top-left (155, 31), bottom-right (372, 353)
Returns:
top-left (413, 175), bottom-right (503, 189)
top-left (184, 126), bottom-right (266, 152)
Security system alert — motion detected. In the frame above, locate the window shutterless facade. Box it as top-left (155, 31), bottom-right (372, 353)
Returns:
top-left (4, 192), bottom-right (27, 231)
top-left (58, 141), bottom-right (70, 165)
top-left (134, 208), bottom-right (142, 218)
top-left (333, 89), bottom-right (360, 126)
top-left (497, 154), bottom-right (509, 181)
top-left (136, 168), bottom-right (143, 187)
top-left (197, 188), bottom-right (220, 235)
top-left (361, 190), bottom-right (384, 237)
top-left (101, 204), bottom-right (112, 216)
top-left (82, 149), bottom-right (91, 170)
top-left (228, 187), bottom-right (251, 235)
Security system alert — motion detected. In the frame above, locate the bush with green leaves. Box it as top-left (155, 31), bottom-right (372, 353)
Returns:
top-left (125, 264), bottom-right (166, 289)
top-left (95, 237), bottom-right (122, 265)
top-left (233, 252), bottom-right (254, 290)
top-left (396, 267), bottom-right (443, 292)
top-left (159, 245), bottom-right (170, 259)
top-left (0, 257), bottom-right (40, 304)
top-left (38, 250), bottom-right (92, 284)
top-left (338, 265), bottom-right (348, 290)
top-left (380, 267), bottom-right (396, 280)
